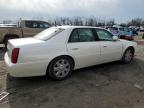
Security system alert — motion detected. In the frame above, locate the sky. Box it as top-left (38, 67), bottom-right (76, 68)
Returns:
top-left (0, 0), bottom-right (144, 23)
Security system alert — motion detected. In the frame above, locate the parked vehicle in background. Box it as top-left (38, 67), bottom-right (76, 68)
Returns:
top-left (4, 26), bottom-right (137, 80)
top-left (138, 29), bottom-right (144, 39)
top-left (0, 20), bottom-right (51, 46)
top-left (105, 26), bottom-right (119, 36)
top-left (118, 27), bottom-right (136, 41)
top-left (106, 25), bottom-right (137, 41)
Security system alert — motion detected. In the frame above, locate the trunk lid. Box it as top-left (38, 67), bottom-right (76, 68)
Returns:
top-left (8, 38), bottom-right (43, 47)
top-left (7, 38), bottom-right (43, 59)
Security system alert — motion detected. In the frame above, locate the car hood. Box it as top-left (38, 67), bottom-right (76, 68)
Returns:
top-left (8, 38), bottom-right (44, 47)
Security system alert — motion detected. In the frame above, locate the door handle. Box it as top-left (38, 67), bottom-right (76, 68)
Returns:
top-left (103, 46), bottom-right (107, 48)
top-left (72, 48), bottom-right (79, 50)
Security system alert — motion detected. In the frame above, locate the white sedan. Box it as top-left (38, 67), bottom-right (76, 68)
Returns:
top-left (4, 26), bottom-right (137, 80)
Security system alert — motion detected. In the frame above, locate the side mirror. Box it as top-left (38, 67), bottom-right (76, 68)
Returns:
top-left (112, 36), bottom-right (119, 41)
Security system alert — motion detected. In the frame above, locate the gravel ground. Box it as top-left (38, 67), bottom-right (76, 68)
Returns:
top-left (0, 44), bottom-right (144, 108)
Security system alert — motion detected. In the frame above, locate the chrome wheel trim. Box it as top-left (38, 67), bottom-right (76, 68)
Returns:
top-left (53, 59), bottom-right (70, 78)
top-left (124, 50), bottom-right (133, 62)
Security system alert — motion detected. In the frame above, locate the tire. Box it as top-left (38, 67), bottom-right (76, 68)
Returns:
top-left (121, 48), bottom-right (134, 64)
top-left (47, 56), bottom-right (74, 80)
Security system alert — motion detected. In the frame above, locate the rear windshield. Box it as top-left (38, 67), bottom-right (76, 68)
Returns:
top-left (34, 27), bottom-right (65, 41)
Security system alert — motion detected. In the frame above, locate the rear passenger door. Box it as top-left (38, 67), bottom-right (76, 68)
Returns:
top-left (95, 29), bottom-right (123, 63)
top-left (67, 28), bottom-right (101, 69)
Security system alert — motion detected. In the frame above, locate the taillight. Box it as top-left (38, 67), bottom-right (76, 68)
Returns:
top-left (11, 48), bottom-right (20, 64)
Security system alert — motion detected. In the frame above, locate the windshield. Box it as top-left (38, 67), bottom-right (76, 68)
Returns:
top-left (119, 27), bottom-right (124, 31)
top-left (34, 27), bottom-right (65, 41)
top-left (119, 27), bottom-right (130, 32)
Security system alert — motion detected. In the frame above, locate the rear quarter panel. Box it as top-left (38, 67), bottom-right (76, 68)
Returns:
top-left (16, 29), bottom-right (71, 75)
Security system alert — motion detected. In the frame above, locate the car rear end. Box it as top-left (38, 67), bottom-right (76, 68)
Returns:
top-left (4, 39), bottom-right (48, 77)
top-left (4, 27), bottom-right (69, 77)
top-left (4, 41), bottom-right (21, 76)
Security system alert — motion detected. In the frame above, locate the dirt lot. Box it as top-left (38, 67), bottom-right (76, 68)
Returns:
top-left (0, 44), bottom-right (144, 108)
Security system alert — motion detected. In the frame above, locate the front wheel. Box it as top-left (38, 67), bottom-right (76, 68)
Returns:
top-left (121, 48), bottom-right (134, 64)
top-left (47, 56), bottom-right (74, 80)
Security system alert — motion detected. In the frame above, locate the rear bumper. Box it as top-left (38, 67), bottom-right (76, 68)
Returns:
top-left (4, 53), bottom-right (48, 77)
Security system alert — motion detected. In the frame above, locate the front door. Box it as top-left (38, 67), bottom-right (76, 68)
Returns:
top-left (95, 29), bottom-right (123, 63)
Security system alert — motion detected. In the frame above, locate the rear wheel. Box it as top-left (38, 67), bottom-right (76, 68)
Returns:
top-left (47, 56), bottom-right (74, 80)
top-left (121, 48), bottom-right (134, 64)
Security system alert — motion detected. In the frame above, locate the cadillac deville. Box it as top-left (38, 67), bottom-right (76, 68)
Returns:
top-left (4, 26), bottom-right (137, 80)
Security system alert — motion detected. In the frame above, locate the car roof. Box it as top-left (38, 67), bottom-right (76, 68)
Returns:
top-left (56, 25), bottom-right (105, 30)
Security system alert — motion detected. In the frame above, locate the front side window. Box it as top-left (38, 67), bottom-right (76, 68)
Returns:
top-left (69, 28), bottom-right (95, 42)
top-left (96, 29), bottom-right (113, 41)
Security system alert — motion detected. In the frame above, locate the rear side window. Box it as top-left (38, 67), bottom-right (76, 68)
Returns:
top-left (69, 29), bottom-right (79, 42)
top-left (69, 28), bottom-right (95, 42)
top-left (25, 21), bottom-right (38, 28)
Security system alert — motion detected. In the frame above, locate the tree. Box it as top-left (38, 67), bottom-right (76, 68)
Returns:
top-left (106, 19), bottom-right (115, 26)
top-left (128, 18), bottom-right (143, 26)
